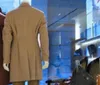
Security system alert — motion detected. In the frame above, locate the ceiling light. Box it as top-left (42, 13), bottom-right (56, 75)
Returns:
top-left (58, 13), bottom-right (61, 16)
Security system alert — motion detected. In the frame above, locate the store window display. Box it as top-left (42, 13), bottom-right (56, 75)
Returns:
top-left (2, 0), bottom-right (49, 85)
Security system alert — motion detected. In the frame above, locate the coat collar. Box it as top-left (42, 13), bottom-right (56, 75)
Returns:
top-left (19, 3), bottom-right (31, 7)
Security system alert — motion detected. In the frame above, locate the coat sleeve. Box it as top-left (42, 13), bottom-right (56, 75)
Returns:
top-left (2, 14), bottom-right (12, 64)
top-left (39, 14), bottom-right (49, 62)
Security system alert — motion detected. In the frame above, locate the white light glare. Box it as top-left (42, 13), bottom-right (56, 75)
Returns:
top-left (75, 22), bottom-right (80, 50)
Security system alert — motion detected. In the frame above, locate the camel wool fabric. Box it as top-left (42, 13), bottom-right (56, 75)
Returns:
top-left (2, 3), bottom-right (49, 82)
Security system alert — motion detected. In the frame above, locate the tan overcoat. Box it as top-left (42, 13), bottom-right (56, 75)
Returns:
top-left (2, 3), bottom-right (49, 82)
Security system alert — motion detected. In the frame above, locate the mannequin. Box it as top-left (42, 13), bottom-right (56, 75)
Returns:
top-left (3, 0), bottom-right (49, 84)
top-left (3, 0), bottom-right (49, 72)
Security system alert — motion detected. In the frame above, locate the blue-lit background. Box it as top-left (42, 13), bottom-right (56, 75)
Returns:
top-left (80, 0), bottom-right (100, 57)
top-left (48, 31), bottom-right (73, 80)
top-left (1, 0), bottom-right (100, 85)
top-left (86, 0), bottom-right (100, 39)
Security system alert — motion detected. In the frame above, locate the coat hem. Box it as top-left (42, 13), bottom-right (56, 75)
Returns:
top-left (10, 77), bottom-right (42, 82)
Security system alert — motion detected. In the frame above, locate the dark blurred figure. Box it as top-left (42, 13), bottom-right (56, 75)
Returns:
top-left (74, 48), bottom-right (82, 56)
top-left (87, 57), bottom-right (99, 80)
top-left (0, 7), bottom-right (9, 85)
top-left (0, 8), bottom-right (2, 12)
top-left (88, 44), bottom-right (97, 57)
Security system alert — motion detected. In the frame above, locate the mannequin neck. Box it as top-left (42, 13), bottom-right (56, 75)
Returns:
top-left (20, 0), bottom-right (30, 4)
